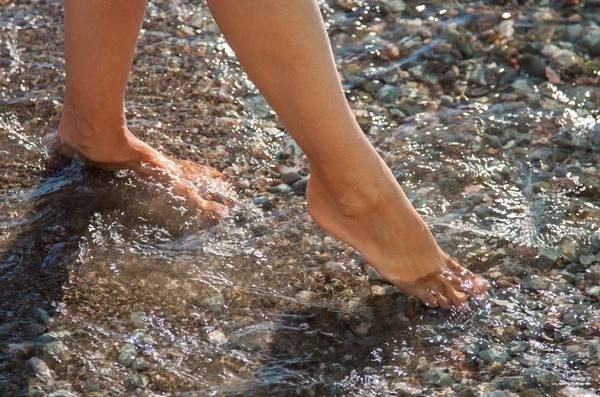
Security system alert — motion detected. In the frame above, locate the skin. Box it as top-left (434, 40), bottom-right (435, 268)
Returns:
top-left (53, 0), bottom-right (489, 308)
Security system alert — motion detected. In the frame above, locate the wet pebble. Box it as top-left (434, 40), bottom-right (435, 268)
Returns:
top-left (579, 254), bottom-right (598, 266)
top-left (35, 308), bottom-right (52, 325)
top-left (559, 239), bottom-right (579, 263)
top-left (207, 329), bottom-right (228, 346)
top-left (201, 294), bottom-right (225, 313)
top-left (280, 167), bottom-right (302, 185)
top-left (28, 357), bottom-right (53, 381)
top-left (25, 323), bottom-right (46, 338)
top-left (506, 340), bottom-right (528, 354)
top-left (585, 264), bottom-right (600, 282)
top-left (129, 312), bottom-right (148, 328)
top-left (479, 348), bottom-right (510, 364)
top-left (370, 285), bottom-right (386, 297)
top-left (0, 321), bottom-right (19, 336)
top-left (132, 357), bottom-right (151, 371)
top-left (521, 275), bottom-right (548, 290)
top-left (521, 367), bottom-right (560, 388)
top-left (585, 285), bottom-right (600, 297)
top-left (421, 368), bottom-right (455, 387)
top-left (48, 391), bottom-right (78, 397)
top-left (125, 374), bottom-right (150, 390)
top-left (118, 344), bottom-right (137, 368)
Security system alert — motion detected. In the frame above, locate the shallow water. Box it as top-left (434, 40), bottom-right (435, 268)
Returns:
top-left (1, 0), bottom-right (600, 396)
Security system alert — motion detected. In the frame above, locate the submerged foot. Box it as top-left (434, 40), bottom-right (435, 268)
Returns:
top-left (46, 116), bottom-right (231, 220)
top-left (307, 164), bottom-right (489, 308)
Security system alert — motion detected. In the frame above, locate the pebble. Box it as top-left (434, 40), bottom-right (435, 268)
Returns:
top-left (585, 264), bottom-right (600, 282)
top-left (421, 368), bottom-right (455, 386)
top-left (132, 357), bottom-right (151, 371)
top-left (579, 254), bottom-right (597, 266)
top-left (129, 312), bottom-right (148, 328)
top-left (207, 329), bottom-right (228, 346)
top-left (585, 285), bottom-right (600, 297)
top-left (118, 344), bottom-right (137, 368)
top-left (28, 357), bottom-right (53, 381)
top-left (125, 374), bottom-right (150, 390)
top-left (280, 167), bottom-right (302, 185)
top-left (479, 348), bottom-right (510, 364)
top-left (377, 84), bottom-right (399, 103)
top-left (253, 196), bottom-right (273, 210)
top-left (521, 367), bottom-right (559, 388)
top-left (25, 323), bottom-right (46, 338)
top-left (370, 285), bottom-right (386, 297)
top-left (558, 387), bottom-right (598, 397)
top-left (521, 275), bottom-right (548, 290)
top-left (529, 248), bottom-right (559, 270)
top-left (581, 28), bottom-right (600, 56)
top-left (201, 294), bottom-right (225, 313)
top-left (558, 239), bottom-right (579, 262)
top-left (48, 391), bottom-right (78, 397)
top-left (35, 308), bottom-right (52, 325)
top-left (0, 321), bottom-right (19, 336)
top-left (506, 340), bottom-right (529, 354)
top-left (519, 55), bottom-right (547, 79)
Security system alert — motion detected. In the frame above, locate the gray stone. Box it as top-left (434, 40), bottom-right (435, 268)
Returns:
top-left (559, 386), bottom-right (598, 397)
top-left (380, 0), bottom-right (406, 12)
top-left (118, 344), bottom-right (137, 368)
top-left (132, 357), bottom-right (151, 371)
top-left (280, 167), bottom-right (301, 185)
top-left (521, 275), bottom-right (548, 290)
top-left (253, 196), bottom-right (274, 210)
top-left (559, 239), bottom-right (579, 262)
top-left (125, 374), bottom-right (150, 390)
top-left (506, 340), bottom-right (529, 354)
top-left (421, 368), bottom-right (455, 386)
top-left (25, 323), bottom-right (46, 338)
top-left (490, 376), bottom-right (523, 392)
top-left (479, 348), bottom-right (510, 364)
top-left (28, 357), bottom-right (52, 381)
top-left (521, 368), bottom-right (560, 388)
top-left (580, 254), bottom-right (597, 266)
top-left (367, 267), bottom-right (385, 282)
top-left (268, 183), bottom-right (291, 194)
top-left (562, 312), bottom-right (580, 326)
top-left (377, 84), bottom-right (399, 103)
top-left (581, 28), bottom-right (600, 57)
top-left (130, 329), bottom-right (147, 346)
top-left (440, 95), bottom-right (454, 107)
top-left (590, 231), bottom-right (600, 249)
top-left (35, 308), bottom-right (52, 325)
top-left (585, 285), bottom-right (600, 297)
top-left (208, 329), bottom-right (228, 346)
top-left (48, 391), bottom-right (78, 397)
top-left (0, 321), bottom-right (19, 336)
top-left (201, 294), bottom-right (225, 313)
top-left (481, 392), bottom-right (509, 397)
top-left (585, 264), bottom-right (600, 282)
top-left (519, 55), bottom-right (547, 79)
top-left (370, 285), bottom-right (386, 297)
top-left (529, 248), bottom-right (558, 270)
top-left (35, 330), bottom-right (71, 344)
top-left (129, 312), bottom-right (148, 328)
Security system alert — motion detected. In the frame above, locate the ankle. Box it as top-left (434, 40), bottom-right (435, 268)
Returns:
top-left (57, 102), bottom-right (138, 163)
top-left (308, 170), bottom-right (389, 218)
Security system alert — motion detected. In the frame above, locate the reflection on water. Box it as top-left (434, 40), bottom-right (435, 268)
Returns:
top-left (1, 0), bottom-right (600, 396)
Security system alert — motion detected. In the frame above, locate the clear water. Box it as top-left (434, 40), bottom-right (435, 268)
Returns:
top-left (1, 0), bottom-right (599, 396)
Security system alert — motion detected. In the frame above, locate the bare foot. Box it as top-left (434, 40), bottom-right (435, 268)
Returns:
top-left (46, 113), bottom-right (231, 220)
top-left (306, 162), bottom-right (489, 308)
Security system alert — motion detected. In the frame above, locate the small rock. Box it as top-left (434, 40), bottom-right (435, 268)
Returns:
top-left (253, 195), bottom-right (274, 210)
top-left (118, 344), bottom-right (137, 368)
top-left (280, 167), bottom-right (302, 185)
top-left (380, 0), bottom-right (406, 13)
top-left (132, 357), bottom-right (151, 371)
top-left (421, 368), bottom-right (455, 386)
top-left (354, 322), bottom-right (372, 336)
top-left (521, 275), bottom-right (548, 290)
top-left (370, 285), bottom-right (386, 297)
top-left (579, 254), bottom-right (597, 266)
top-left (269, 183), bottom-right (291, 194)
top-left (440, 95), bottom-right (454, 107)
top-left (585, 285), bottom-right (600, 297)
top-left (129, 312), bottom-right (148, 328)
top-left (207, 329), bottom-right (228, 346)
top-left (201, 294), bottom-right (225, 313)
top-left (0, 321), bottom-right (19, 336)
top-left (35, 308), bottom-right (52, 325)
top-left (35, 330), bottom-right (71, 344)
top-left (377, 84), bottom-right (399, 103)
top-left (559, 239), bottom-right (579, 263)
top-left (585, 264), bottom-right (600, 282)
top-left (529, 248), bottom-right (559, 270)
top-left (581, 28), bottom-right (600, 56)
top-left (125, 374), bottom-right (150, 390)
top-left (367, 267), bottom-right (385, 282)
top-left (558, 386), bottom-right (597, 397)
top-left (48, 391), bottom-right (78, 397)
top-left (506, 340), bottom-right (529, 354)
top-left (479, 348), bottom-right (510, 364)
top-left (25, 323), bottom-right (46, 338)
top-left (28, 357), bottom-right (53, 381)
top-left (519, 55), bottom-right (547, 79)
top-left (521, 367), bottom-right (559, 388)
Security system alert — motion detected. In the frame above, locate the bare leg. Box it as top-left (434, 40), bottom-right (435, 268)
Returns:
top-left (53, 0), bottom-right (229, 218)
top-left (207, 0), bottom-right (488, 307)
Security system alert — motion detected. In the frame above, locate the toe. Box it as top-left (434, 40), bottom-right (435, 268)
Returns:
top-left (436, 292), bottom-right (451, 309)
top-left (442, 282), bottom-right (468, 306)
top-left (471, 275), bottom-right (490, 295)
